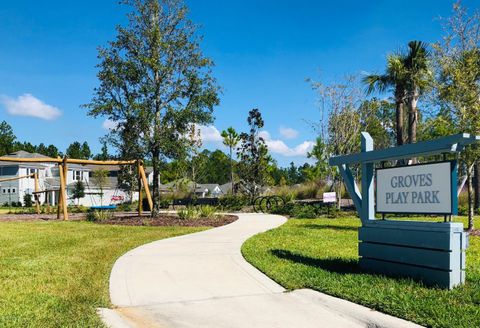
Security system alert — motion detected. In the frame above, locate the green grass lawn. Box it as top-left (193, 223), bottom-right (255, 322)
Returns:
top-left (242, 216), bottom-right (480, 328)
top-left (0, 221), bottom-right (207, 327)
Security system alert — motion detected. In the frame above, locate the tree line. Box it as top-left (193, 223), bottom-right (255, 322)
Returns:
top-left (0, 120), bottom-right (109, 160)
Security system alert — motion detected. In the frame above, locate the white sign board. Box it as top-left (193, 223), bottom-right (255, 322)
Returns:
top-left (323, 192), bottom-right (337, 203)
top-left (376, 162), bottom-right (453, 214)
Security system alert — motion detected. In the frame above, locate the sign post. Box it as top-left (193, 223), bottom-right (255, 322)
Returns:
top-left (329, 132), bottom-right (478, 289)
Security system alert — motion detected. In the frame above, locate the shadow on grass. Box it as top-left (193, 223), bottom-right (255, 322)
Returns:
top-left (271, 249), bottom-right (362, 275)
top-left (300, 224), bottom-right (359, 231)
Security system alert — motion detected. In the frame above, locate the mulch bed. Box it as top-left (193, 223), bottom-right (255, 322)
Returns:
top-left (97, 214), bottom-right (238, 227)
top-left (0, 213), bottom-right (86, 222)
top-left (0, 212), bottom-right (238, 227)
top-left (470, 229), bottom-right (480, 237)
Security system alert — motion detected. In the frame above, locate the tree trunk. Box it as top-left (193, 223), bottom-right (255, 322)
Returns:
top-left (192, 163), bottom-right (196, 197)
top-left (151, 147), bottom-right (160, 217)
top-left (407, 94), bottom-right (418, 164)
top-left (407, 96), bottom-right (417, 145)
top-left (474, 161), bottom-right (480, 212)
top-left (336, 179), bottom-right (342, 210)
top-left (467, 167), bottom-right (474, 232)
top-left (395, 100), bottom-right (404, 146)
top-left (230, 147), bottom-right (235, 195)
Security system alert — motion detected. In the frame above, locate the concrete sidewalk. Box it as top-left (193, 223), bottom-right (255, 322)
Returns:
top-left (100, 213), bottom-right (423, 328)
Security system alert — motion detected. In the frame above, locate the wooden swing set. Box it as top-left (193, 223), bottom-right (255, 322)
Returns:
top-left (0, 157), bottom-right (153, 220)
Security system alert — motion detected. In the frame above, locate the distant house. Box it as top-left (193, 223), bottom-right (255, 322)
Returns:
top-left (0, 151), bottom-right (51, 206)
top-left (0, 151), bottom-right (153, 207)
top-left (195, 184), bottom-right (222, 197)
top-left (160, 179), bottom-right (233, 198)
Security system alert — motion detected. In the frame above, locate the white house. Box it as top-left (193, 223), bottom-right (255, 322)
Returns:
top-left (0, 151), bottom-right (153, 207)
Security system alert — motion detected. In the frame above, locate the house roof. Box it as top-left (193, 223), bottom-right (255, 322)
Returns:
top-left (219, 182), bottom-right (233, 194)
top-left (1, 151), bottom-right (52, 159)
top-left (0, 151), bottom-right (55, 167)
top-left (197, 184), bottom-right (220, 192)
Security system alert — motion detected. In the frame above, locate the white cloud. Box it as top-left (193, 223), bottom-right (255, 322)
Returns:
top-left (279, 126), bottom-right (299, 139)
top-left (196, 124), bottom-right (223, 143)
top-left (0, 93), bottom-right (61, 120)
top-left (260, 130), bottom-right (314, 157)
top-left (102, 119), bottom-right (118, 130)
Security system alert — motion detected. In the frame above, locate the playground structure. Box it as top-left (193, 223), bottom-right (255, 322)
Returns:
top-left (0, 156), bottom-right (153, 220)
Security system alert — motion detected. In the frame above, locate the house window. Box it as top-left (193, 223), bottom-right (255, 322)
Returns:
top-left (73, 170), bottom-right (83, 181)
top-left (27, 168), bottom-right (36, 175)
top-left (2, 189), bottom-right (5, 194)
top-left (12, 188), bottom-right (16, 194)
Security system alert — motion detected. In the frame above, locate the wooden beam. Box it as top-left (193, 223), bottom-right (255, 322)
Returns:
top-left (66, 158), bottom-right (136, 165)
top-left (32, 189), bottom-right (57, 194)
top-left (0, 173), bottom-right (34, 183)
top-left (56, 192), bottom-right (61, 219)
top-left (139, 164), bottom-right (153, 211)
top-left (0, 157), bottom-right (136, 165)
top-left (0, 157), bottom-right (62, 163)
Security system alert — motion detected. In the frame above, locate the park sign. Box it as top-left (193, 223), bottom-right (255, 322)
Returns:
top-left (328, 132), bottom-right (480, 289)
top-left (376, 161), bottom-right (457, 215)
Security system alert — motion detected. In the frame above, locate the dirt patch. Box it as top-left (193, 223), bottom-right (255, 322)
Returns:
top-left (97, 214), bottom-right (238, 227)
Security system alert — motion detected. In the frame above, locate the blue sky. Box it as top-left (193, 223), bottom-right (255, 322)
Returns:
top-left (0, 0), bottom-right (477, 166)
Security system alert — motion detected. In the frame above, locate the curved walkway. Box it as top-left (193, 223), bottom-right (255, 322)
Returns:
top-left (100, 213), bottom-right (422, 328)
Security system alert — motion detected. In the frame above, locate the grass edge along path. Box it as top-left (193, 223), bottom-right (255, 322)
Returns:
top-left (0, 221), bottom-right (207, 327)
top-left (241, 216), bottom-right (480, 328)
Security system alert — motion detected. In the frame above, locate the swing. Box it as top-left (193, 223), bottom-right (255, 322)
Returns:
top-left (82, 178), bottom-right (117, 209)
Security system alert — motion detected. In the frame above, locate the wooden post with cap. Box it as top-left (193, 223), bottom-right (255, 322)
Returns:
top-left (139, 163), bottom-right (153, 211)
top-left (62, 157), bottom-right (69, 221)
top-left (34, 172), bottom-right (40, 214)
top-left (56, 164), bottom-right (63, 220)
top-left (137, 160), bottom-right (143, 216)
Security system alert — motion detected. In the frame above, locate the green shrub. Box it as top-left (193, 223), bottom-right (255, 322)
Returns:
top-left (177, 207), bottom-right (200, 220)
top-left (219, 195), bottom-right (249, 211)
top-left (116, 203), bottom-right (133, 212)
top-left (23, 194), bottom-right (33, 207)
top-left (86, 210), bottom-right (113, 222)
top-left (290, 204), bottom-right (318, 218)
top-left (271, 202), bottom-right (340, 219)
top-left (198, 205), bottom-right (216, 218)
top-left (10, 201), bottom-right (22, 207)
top-left (159, 198), bottom-right (171, 209)
top-left (295, 183), bottom-right (319, 200)
top-left (458, 205), bottom-right (468, 216)
top-left (271, 186), bottom-right (296, 202)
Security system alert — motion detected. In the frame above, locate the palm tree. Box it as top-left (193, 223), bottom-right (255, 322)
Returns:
top-left (363, 54), bottom-right (407, 146)
top-left (221, 127), bottom-right (240, 194)
top-left (403, 40), bottom-right (431, 145)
